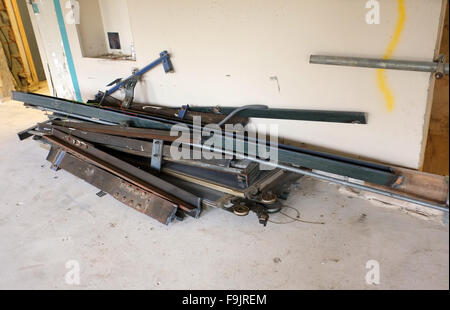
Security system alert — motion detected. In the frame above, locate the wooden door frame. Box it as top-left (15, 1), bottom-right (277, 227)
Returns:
top-left (4, 0), bottom-right (39, 89)
top-left (419, 0), bottom-right (449, 176)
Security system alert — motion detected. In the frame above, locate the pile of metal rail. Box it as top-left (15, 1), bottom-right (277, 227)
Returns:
top-left (12, 52), bottom-right (449, 225)
top-left (13, 91), bottom-right (318, 225)
top-left (13, 90), bottom-right (449, 225)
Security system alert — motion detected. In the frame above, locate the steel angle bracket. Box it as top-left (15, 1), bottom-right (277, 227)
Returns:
top-left (42, 129), bottom-right (202, 212)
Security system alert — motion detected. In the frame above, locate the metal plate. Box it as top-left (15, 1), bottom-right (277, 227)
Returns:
top-left (50, 151), bottom-right (178, 225)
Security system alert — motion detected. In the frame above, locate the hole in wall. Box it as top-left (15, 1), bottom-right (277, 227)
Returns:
top-left (107, 32), bottom-right (121, 50)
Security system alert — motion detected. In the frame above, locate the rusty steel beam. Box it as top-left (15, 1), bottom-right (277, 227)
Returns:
top-left (48, 150), bottom-right (179, 225)
top-left (42, 130), bottom-right (201, 214)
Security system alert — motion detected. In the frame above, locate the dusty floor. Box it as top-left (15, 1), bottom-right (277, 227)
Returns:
top-left (0, 86), bottom-right (448, 290)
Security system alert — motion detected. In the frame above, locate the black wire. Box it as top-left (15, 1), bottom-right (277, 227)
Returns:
top-left (268, 206), bottom-right (325, 225)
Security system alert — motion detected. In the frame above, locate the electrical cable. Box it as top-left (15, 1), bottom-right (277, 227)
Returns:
top-left (268, 205), bottom-right (325, 225)
top-left (217, 104), bottom-right (269, 126)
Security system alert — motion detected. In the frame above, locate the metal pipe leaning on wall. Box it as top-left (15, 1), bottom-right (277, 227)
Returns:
top-left (310, 55), bottom-right (450, 78)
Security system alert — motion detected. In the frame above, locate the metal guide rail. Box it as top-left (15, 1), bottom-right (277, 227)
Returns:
top-left (186, 106), bottom-right (368, 124)
top-left (47, 148), bottom-right (180, 225)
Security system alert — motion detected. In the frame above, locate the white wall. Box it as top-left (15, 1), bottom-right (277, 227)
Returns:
top-left (77, 0), bottom-right (107, 57)
top-left (55, 0), bottom-right (445, 168)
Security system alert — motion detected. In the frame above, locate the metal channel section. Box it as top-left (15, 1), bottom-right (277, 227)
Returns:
top-left (47, 149), bottom-right (178, 225)
top-left (39, 123), bottom-right (157, 154)
top-left (188, 107), bottom-right (368, 124)
top-left (310, 55), bottom-right (450, 76)
top-left (13, 92), bottom-right (397, 186)
top-left (41, 129), bottom-right (202, 214)
top-left (49, 126), bottom-right (423, 212)
top-left (41, 123), bottom-right (264, 189)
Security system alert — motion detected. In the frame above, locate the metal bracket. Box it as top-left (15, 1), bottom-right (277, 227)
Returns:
top-left (122, 69), bottom-right (139, 108)
top-left (51, 149), bottom-right (66, 171)
top-left (224, 198), bottom-right (281, 226)
top-left (435, 54), bottom-right (447, 79)
top-left (151, 139), bottom-right (164, 172)
top-left (98, 51), bottom-right (174, 107)
top-left (178, 105), bottom-right (190, 120)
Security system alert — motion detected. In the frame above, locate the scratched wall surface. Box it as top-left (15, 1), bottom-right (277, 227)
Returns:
top-left (55, 0), bottom-right (444, 168)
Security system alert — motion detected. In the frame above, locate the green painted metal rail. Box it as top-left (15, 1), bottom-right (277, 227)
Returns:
top-left (188, 107), bottom-right (367, 124)
top-left (12, 91), bottom-right (396, 186)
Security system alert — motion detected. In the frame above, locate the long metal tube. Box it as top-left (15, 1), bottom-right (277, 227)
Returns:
top-left (310, 55), bottom-right (449, 75)
top-left (191, 143), bottom-right (449, 213)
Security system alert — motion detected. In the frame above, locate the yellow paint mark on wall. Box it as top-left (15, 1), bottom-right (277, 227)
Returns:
top-left (377, 0), bottom-right (406, 111)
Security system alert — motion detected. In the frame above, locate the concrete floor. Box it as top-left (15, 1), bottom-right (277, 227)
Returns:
top-left (0, 87), bottom-right (448, 290)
